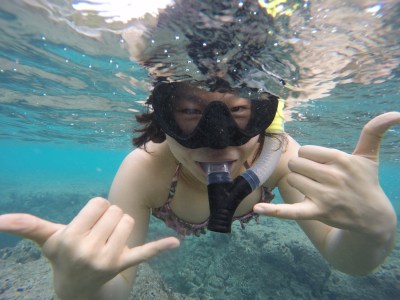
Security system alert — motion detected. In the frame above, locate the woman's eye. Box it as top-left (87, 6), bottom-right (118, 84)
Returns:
top-left (230, 106), bottom-right (247, 113)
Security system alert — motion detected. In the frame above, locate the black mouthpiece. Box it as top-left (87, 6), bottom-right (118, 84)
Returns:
top-left (207, 176), bottom-right (253, 233)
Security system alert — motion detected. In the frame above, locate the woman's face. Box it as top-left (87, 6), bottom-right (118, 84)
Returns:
top-left (166, 134), bottom-right (260, 185)
top-left (163, 83), bottom-right (261, 184)
top-left (172, 86), bottom-right (252, 135)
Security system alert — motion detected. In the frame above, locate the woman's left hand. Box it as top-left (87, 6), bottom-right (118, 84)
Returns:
top-left (254, 111), bottom-right (400, 235)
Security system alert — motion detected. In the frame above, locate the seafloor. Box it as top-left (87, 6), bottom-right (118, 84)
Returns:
top-left (0, 191), bottom-right (399, 300)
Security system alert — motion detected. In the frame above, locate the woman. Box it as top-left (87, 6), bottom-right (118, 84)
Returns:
top-left (0, 80), bottom-right (398, 300)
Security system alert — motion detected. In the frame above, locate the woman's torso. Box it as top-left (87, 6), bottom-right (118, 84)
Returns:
top-left (144, 140), bottom-right (286, 231)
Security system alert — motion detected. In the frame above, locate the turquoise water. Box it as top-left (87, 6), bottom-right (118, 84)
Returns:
top-left (1, 1), bottom-right (400, 299)
top-left (0, 140), bottom-right (128, 247)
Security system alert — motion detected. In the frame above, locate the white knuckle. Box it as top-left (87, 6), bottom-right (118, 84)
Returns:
top-left (109, 205), bottom-right (123, 216)
top-left (334, 151), bottom-right (351, 166)
top-left (90, 197), bottom-right (108, 206)
top-left (122, 214), bottom-right (134, 226)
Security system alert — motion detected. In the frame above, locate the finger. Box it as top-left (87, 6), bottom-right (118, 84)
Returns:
top-left (68, 197), bottom-right (110, 233)
top-left (288, 156), bottom-right (332, 183)
top-left (120, 237), bottom-right (180, 269)
top-left (353, 111), bottom-right (400, 161)
top-left (89, 205), bottom-right (124, 244)
top-left (106, 214), bottom-right (134, 251)
top-left (253, 201), bottom-right (319, 220)
top-left (0, 213), bottom-right (63, 245)
top-left (298, 145), bottom-right (342, 164)
top-left (286, 171), bottom-right (324, 199)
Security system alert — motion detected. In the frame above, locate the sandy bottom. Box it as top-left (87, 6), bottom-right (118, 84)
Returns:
top-left (0, 240), bottom-right (194, 300)
top-left (0, 189), bottom-right (399, 299)
top-left (1, 218), bottom-right (399, 300)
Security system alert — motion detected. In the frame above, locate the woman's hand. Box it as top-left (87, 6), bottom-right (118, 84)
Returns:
top-left (254, 111), bottom-right (400, 235)
top-left (0, 197), bottom-right (180, 299)
top-left (254, 111), bottom-right (399, 274)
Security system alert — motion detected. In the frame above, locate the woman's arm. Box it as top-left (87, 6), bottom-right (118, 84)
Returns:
top-left (0, 144), bottom-right (179, 299)
top-left (104, 142), bottom-right (181, 297)
top-left (254, 112), bottom-right (399, 275)
top-left (104, 145), bottom-right (169, 296)
top-left (277, 174), bottom-right (395, 275)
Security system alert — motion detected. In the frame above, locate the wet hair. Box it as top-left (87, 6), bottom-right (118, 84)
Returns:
top-left (133, 93), bottom-right (166, 148)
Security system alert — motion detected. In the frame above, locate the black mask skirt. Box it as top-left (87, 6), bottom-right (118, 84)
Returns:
top-left (152, 81), bottom-right (279, 149)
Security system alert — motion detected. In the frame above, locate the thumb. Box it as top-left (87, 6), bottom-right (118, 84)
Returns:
top-left (0, 213), bottom-right (64, 246)
top-left (353, 111), bottom-right (400, 161)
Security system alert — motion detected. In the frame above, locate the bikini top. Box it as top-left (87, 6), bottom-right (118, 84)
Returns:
top-left (152, 163), bottom-right (274, 239)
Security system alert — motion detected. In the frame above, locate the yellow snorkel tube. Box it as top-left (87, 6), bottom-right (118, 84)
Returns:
top-left (266, 99), bottom-right (285, 133)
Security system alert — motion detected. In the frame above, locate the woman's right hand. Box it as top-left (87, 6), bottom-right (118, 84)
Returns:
top-left (0, 197), bottom-right (180, 299)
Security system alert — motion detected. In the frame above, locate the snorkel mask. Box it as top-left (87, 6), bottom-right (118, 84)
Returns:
top-left (152, 80), bottom-right (279, 149)
top-left (152, 80), bottom-right (282, 233)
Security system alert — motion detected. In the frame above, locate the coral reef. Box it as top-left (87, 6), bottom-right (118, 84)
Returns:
top-left (148, 217), bottom-right (400, 300)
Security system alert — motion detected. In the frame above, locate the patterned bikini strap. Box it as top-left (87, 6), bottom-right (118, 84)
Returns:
top-left (173, 163), bottom-right (182, 179)
top-left (165, 163), bottom-right (182, 205)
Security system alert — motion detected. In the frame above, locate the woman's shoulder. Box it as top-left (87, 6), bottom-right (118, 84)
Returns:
top-left (263, 133), bottom-right (300, 187)
top-left (110, 141), bottom-right (179, 208)
top-left (124, 140), bottom-right (175, 166)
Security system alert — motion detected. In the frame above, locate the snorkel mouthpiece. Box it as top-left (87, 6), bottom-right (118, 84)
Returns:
top-left (206, 162), bottom-right (252, 233)
top-left (206, 162), bottom-right (231, 185)
top-left (205, 136), bottom-right (283, 234)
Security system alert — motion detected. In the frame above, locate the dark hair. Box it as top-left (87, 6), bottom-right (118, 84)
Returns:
top-left (133, 93), bottom-right (166, 148)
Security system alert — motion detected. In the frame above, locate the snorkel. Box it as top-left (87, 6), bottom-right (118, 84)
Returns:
top-left (206, 135), bottom-right (282, 233)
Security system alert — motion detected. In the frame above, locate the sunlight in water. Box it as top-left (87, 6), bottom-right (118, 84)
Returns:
top-left (72, 0), bottom-right (174, 23)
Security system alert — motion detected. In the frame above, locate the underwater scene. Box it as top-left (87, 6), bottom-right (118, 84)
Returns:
top-left (0, 0), bottom-right (400, 299)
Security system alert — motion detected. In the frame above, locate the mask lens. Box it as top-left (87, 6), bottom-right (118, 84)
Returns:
top-left (171, 95), bottom-right (252, 135)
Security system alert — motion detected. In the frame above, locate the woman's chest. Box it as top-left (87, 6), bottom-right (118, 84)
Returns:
top-left (168, 179), bottom-right (264, 224)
